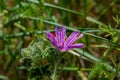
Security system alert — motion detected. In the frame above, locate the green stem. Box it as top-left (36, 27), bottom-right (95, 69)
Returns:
top-left (44, 3), bottom-right (84, 16)
top-left (69, 49), bottom-right (116, 74)
top-left (58, 67), bottom-right (91, 71)
top-left (97, 0), bottom-right (118, 19)
top-left (5, 39), bottom-right (23, 73)
top-left (27, 1), bottom-right (84, 16)
top-left (0, 30), bottom-right (53, 39)
top-left (51, 63), bottom-right (57, 80)
top-left (83, 0), bottom-right (89, 51)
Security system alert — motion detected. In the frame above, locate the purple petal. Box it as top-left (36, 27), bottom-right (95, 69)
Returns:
top-left (77, 33), bottom-right (83, 39)
top-left (68, 43), bottom-right (84, 48)
top-left (65, 31), bottom-right (83, 46)
top-left (46, 32), bottom-right (57, 47)
top-left (64, 43), bottom-right (84, 51)
top-left (55, 26), bottom-right (66, 46)
top-left (64, 31), bottom-right (83, 50)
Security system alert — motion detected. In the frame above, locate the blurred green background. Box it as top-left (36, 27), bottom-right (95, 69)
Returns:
top-left (0, 0), bottom-right (120, 80)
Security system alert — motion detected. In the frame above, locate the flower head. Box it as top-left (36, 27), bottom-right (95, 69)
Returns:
top-left (46, 26), bottom-right (84, 52)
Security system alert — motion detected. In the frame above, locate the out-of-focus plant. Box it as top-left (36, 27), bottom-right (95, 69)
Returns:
top-left (0, 0), bottom-right (120, 80)
top-left (88, 17), bottom-right (120, 80)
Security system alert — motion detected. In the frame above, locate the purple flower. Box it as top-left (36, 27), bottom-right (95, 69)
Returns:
top-left (46, 26), bottom-right (84, 52)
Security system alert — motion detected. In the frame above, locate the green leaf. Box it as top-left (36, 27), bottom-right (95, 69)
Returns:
top-left (0, 75), bottom-right (9, 80)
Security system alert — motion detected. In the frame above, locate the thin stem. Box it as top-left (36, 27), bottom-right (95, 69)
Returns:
top-left (69, 49), bottom-right (99, 62)
top-left (68, 49), bottom-right (117, 75)
top-left (97, 0), bottom-right (118, 19)
top-left (5, 39), bottom-right (23, 73)
top-left (0, 30), bottom-right (53, 39)
top-left (51, 62), bottom-right (57, 80)
top-left (83, 0), bottom-right (89, 51)
top-left (44, 3), bottom-right (84, 16)
top-left (27, 1), bottom-right (84, 16)
top-left (58, 67), bottom-right (91, 71)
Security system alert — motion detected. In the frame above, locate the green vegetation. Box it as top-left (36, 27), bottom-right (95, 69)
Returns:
top-left (0, 0), bottom-right (120, 80)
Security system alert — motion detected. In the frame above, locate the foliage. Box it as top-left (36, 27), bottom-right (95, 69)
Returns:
top-left (0, 0), bottom-right (120, 80)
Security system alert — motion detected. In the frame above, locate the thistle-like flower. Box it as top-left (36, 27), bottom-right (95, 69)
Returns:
top-left (46, 26), bottom-right (84, 52)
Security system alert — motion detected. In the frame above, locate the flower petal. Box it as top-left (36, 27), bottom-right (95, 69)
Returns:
top-left (69, 43), bottom-right (84, 48)
top-left (77, 33), bottom-right (83, 39)
top-left (55, 26), bottom-right (66, 46)
top-left (46, 32), bottom-right (57, 47)
top-left (64, 31), bottom-right (83, 50)
top-left (65, 31), bottom-right (83, 45)
top-left (64, 43), bottom-right (84, 51)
